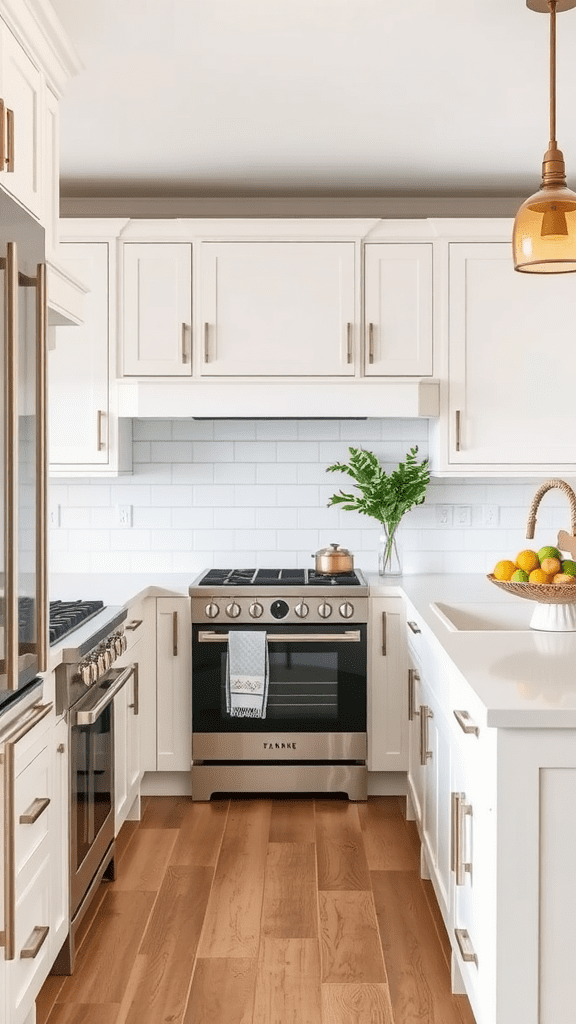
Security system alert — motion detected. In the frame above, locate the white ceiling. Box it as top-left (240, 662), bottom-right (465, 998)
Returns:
top-left (49, 0), bottom-right (576, 199)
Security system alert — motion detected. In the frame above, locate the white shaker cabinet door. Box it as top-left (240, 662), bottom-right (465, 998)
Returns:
top-left (49, 242), bottom-right (110, 465)
top-left (364, 243), bottom-right (433, 376)
top-left (447, 242), bottom-right (576, 468)
top-left (156, 598), bottom-right (191, 772)
top-left (199, 241), bottom-right (356, 377)
top-left (122, 242), bottom-right (192, 376)
top-left (0, 24), bottom-right (42, 220)
top-left (368, 596), bottom-right (408, 771)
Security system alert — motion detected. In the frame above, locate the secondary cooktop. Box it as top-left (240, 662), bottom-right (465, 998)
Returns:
top-left (195, 568), bottom-right (366, 588)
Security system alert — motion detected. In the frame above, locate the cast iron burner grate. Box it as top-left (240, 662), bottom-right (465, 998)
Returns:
top-left (49, 600), bottom-right (105, 645)
top-left (197, 568), bottom-right (362, 587)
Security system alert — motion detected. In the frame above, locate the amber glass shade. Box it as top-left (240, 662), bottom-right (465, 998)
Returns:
top-left (513, 184), bottom-right (576, 272)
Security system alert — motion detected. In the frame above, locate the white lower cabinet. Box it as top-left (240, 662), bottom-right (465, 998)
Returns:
top-left (368, 596), bottom-right (408, 771)
top-left (49, 717), bottom-right (68, 968)
top-left (156, 597), bottom-right (191, 772)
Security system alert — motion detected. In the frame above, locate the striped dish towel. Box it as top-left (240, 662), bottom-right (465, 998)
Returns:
top-left (226, 630), bottom-right (269, 719)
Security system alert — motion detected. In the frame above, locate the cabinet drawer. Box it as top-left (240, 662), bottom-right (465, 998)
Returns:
top-left (14, 743), bottom-right (51, 876)
top-left (11, 843), bottom-right (51, 1024)
top-left (123, 603), bottom-right (146, 653)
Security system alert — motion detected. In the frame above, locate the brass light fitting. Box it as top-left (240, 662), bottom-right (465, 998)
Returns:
top-left (513, 0), bottom-right (576, 272)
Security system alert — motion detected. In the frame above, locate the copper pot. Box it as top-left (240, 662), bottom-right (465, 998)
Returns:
top-left (313, 543), bottom-right (354, 574)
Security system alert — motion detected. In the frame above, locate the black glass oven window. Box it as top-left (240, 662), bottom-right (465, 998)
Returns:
top-left (72, 703), bottom-right (112, 871)
top-left (193, 624), bottom-right (367, 733)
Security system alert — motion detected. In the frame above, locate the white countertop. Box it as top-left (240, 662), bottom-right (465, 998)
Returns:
top-left (49, 570), bottom-right (576, 728)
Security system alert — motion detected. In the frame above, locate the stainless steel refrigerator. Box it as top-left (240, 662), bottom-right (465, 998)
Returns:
top-left (0, 189), bottom-right (48, 708)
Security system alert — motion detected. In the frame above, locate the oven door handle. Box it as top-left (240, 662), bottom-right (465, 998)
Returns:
top-left (74, 664), bottom-right (137, 726)
top-left (198, 630), bottom-right (362, 643)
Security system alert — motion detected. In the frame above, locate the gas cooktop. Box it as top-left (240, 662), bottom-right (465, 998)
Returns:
top-left (49, 600), bottom-right (105, 645)
top-left (196, 568), bottom-right (365, 588)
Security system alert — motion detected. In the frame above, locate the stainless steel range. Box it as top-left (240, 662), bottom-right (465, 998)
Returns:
top-left (50, 604), bottom-right (137, 975)
top-left (190, 568), bottom-right (368, 801)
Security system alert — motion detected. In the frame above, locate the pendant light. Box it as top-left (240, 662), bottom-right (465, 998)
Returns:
top-left (513, 0), bottom-right (576, 273)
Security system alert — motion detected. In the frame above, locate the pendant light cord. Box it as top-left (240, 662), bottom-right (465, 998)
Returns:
top-left (549, 0), bottom-right (557, 143)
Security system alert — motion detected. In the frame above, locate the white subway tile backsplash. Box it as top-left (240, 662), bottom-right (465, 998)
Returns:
top-left (133, 419), bottom-right (172, 441)
top-left (151, 441), bottom-right (193, 463)
top-left (49, 418), bottom-right (551, 574)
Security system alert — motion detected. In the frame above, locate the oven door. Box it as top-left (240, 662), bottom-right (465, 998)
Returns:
top-left (69, 664), bottom-right (135, 918)
top-left (192, 622), bottom-right (367, 736)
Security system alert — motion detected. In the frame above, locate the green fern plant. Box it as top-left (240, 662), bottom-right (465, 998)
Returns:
top-left (326, 446), bottom-right (430, 562)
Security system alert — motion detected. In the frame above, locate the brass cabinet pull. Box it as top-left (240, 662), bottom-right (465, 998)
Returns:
top-left (20, 925), bottom-right (49, 959)
top-left (125, 619), bottom-right (143, 632)
top-left (128, 663), bottom-right (139, 715)
top-left (419, 705), bottom-right (433, 765)
top-left (5, 243), bottom-right (18, 690)
top-left (407, 620), bottom-right (421, 634)
top-left (451, 791), bottom-right (473, 886)
top-left (36, 263), bottom-right (48, 672)
top-left (455, 409), bottom-right (462, 452)
top-left (453, 709), bottom-right (479, 736)
top-left (346, 322), bottom-right (353, 364)
top-left (181, 322), bottom-right (188, 363)
top-left (6, 107), bottom-right (14, 172)
top-left (97, 409), bottom-right (106, 451)
top-left (368, 321), bottom-right (375, 364)
top-left (19, 796), bottom-right (50, 825)
top-left (173, 611), bottom-right (178, 656)
top-left (408, 667), bottom-right (419, 722)
top-left (204, 322), bottom-right (210, 362)
top-left (0, 98), bottom-right (5, 169)
top-left (454, 927), bottom-right (478, 966)
top-left (381, 611), bottom-right (387, 656)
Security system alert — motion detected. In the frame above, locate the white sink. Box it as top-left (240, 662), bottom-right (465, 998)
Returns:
top-left (430, 601), bottom-right (532, 632)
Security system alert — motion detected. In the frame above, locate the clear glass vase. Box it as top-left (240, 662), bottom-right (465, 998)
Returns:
top-left (378, 525), bottom-right (402, 577)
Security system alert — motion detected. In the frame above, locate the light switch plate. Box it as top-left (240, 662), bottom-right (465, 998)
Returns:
top-left (436, 504), bottom-right (453, 526)
top-left (118, 505), bottom-right (132, 527)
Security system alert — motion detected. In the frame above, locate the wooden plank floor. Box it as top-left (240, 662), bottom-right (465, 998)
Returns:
top-left (37, 796), bottom-right (476, 1024)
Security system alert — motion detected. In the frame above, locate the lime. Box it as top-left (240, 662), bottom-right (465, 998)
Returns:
top-left (538, 546), bottom-right (561, 563)
top-left (511, 569), bottom-right (529, 582)
top-left (562, 559), bottom-right (576, 577)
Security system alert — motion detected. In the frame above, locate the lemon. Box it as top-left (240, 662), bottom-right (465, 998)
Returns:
top-left (516, 549), bottom-right (539, 573)
top-left (529, 568), bottom-right (550, 584)
top-left (541, 556), bottom-right (562, 576)
top-left (562, 559), bottom-right (576, 577)
top-left (538, 545), bottom-right (561, 563)
top-left (493, 560), bottom-right (516, 581)
top-left (552, 573), bottom-right (576, 584)
top-left (511, 569), bottom-right (529, 582)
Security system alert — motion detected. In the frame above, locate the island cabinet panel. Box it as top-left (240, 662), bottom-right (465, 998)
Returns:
top-left (122, 242), bottom-right (192, 376)
top-left (198, 241), bottom-right (356, 377)
top-left (363, 242), bottom-right (433, 376)
top-left (445, 242), bottom-right (576, 469)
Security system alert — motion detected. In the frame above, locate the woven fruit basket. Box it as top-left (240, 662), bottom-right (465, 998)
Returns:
top-left (486, 479), bottom-right (576, 631)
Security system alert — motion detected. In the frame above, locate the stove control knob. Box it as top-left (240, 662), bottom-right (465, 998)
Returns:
top-left (121, 632), bottom-right (128, 654)
top-left (339, 602), bottom-right (354, 619)
top-left (114, 633), bottom-right (124, 656)
top-left (249, 601), bottom-right (264, 618)
top-left (79, 662), bottom-right (92, 687)
top-left (107, 641), bottom-right (117, 665)
top-left (318, 602), bottom-right (333, 619)
top-left (205, 602), bottom-right (219, 619)
top-left (90, 659), bottom-right (100, 683)
top-left (97, 651), bottom-right (108, 674)
top-left (295, 602), bottom-right (309, 618)
top-left (226, 601), bottom-right (241, 619)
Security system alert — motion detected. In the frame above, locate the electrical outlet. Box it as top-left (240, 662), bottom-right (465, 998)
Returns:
top-left (483, 505), bottom-right (499, 527)
top-left (455, 505), bottom-right (472, 527)
top-left (49, 504), bottom-right (60, 528)
top-left (118, 505), bottom-right (132, 528)
top-left (436, 504), bottom-right (453, 526)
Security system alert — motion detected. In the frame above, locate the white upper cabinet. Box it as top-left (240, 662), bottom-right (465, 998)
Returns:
top-left (364, 243), bottom-right (433, 376)
top-left (446, 242), bottom-right (576, 470)
top-left (0, 23), bottom-right (42, 219)
top-left (122, 242), bottom-right (192, 376)
top-left (49, 242), bottom-right (110, 465)
top-left (198, 241), bottom-right (356, 377)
